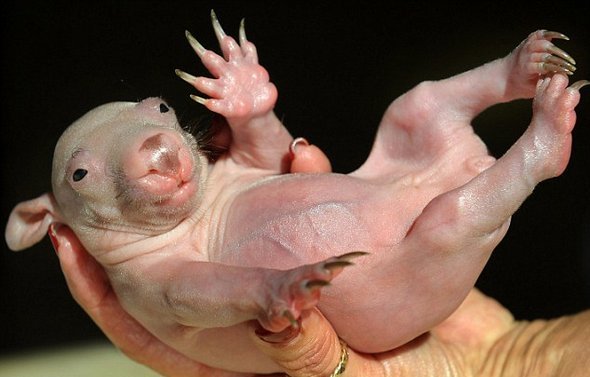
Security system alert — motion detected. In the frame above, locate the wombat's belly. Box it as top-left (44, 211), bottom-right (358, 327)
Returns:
top-left (214, 172), bottom-right (433, 268)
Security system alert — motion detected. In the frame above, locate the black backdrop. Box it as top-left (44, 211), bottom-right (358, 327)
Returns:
top-left (2, 1), bottom-right (590, 354)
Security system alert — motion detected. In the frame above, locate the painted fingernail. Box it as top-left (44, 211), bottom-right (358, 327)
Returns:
top-left (48, 223), bottom-right (61, 253)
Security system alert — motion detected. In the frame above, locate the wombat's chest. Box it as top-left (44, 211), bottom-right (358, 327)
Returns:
top-left (211, 173), bottom-right (434, 269)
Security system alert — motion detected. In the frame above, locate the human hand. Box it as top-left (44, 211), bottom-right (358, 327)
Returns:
top-left (251, 287), bottom-right (590, 377)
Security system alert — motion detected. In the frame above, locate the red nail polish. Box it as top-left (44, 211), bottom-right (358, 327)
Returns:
top-left (48, 223), bottom-right (60, 253)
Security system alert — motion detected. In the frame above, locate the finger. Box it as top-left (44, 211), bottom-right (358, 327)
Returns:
top-left (220, 35), bottom-right (243, 62)
top-left (251, 309), bottom-right (342, 375)
top-left (50, 223), bottom-right (110, 310)
top-left (289, 138), bottom-right (333, 173)
top-left (251, 308), bottom-right (385, 376)
top-left (196, 97), bottom-right (233, 115)
top-left (191, 76), bottom-right (224, 98)
top-left (199, 51), bottom-right (228, 79)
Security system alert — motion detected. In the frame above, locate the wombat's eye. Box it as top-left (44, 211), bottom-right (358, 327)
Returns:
top-left (159, 103), bottom-right (169, 113)
top-left (72, 169), bottom-right (88, 182)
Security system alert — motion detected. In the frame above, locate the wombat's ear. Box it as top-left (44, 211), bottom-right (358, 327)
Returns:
top-left (5, 193), bottom-right (63, 251)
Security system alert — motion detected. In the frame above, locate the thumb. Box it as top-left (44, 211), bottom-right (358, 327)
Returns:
top-left (289, 138), bottom-right (332, 174)
top-left (250, 308), bottom-right (346, 376)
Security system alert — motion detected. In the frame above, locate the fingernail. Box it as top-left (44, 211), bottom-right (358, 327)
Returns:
top-left (255, 323), bottom-right (301, 344)
top-left (48, 223), bottom-right (61, 253)
top-left (290, 137), bottom-right (309, 155)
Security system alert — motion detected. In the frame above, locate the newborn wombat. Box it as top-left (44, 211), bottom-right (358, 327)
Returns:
top-left (5, 11), bottom-right (587, 374)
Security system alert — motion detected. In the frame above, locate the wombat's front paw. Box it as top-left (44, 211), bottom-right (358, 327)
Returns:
top-left (258, 251), bottom-right (368, 333)
top-left (176, 10), bottom-right (277, 121)
top-left (507, 29), bottom-right (577, 98)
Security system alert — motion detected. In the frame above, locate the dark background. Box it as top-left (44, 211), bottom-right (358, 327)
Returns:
top-left (2, 1), bottom-right (589, 355)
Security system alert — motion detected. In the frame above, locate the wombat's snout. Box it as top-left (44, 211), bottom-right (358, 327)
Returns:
top-left (141, 133), bottom-right (182, 175)
top-left (124, 130), bottom-right (195, 196)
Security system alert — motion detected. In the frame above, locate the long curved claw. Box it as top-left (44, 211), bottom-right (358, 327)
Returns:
top-left (544, 55), bottom-right (576, 72)
top-left (542, 62), bottom-right (574, 76)
top-left (239, 18), bottom-right (247, 46)
top-left (570, 80), bottom-right (590, 91)
top-left (282, 310), bottom-right (299, 329)
top-left (185, 30), bottom-right (205, 57)
top-left (175, 69), bottom-right (198, 84)
top-left (337, 251), bottom-right (370, 261)
top-left (542, 30), bottom-right (570, 41)
top-left (547, 44), bottom-right (576, 66)
top-left (176, 69), bottom-right (207, 104)
top-left (323, 251), bottom-right (369, 272)
top-left (189, 94), bottom-right (207, 105)
top-left (210, 9), bottom-right (227, 44)
top-left (324, 260), bottom-right (353, 272)
top-left (305, 279), bottom-right (331, 289)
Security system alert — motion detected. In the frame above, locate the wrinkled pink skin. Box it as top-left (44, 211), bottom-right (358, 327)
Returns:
top-left (5, 25), bottom-right (585, 374)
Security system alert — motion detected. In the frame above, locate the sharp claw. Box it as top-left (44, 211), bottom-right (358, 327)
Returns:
top-left (324, 260), bottom-right (354, 272)
top-left (189, 94), bottom-right (207, 105)
top-left (336, 251), bottom-right (370, 261)
top-left (305, 279), bottom-right (331, 289)
top-left (542, 62), bottom-right (574, 75)
top-left (175, 69), bottom-right (198, 84)
top-left (239, 18), bottom-right (247, 46)
top-left (283, 310), bottom-right (299, 329)
top-left (547, 45), bottom-right (576, 66)
top-left (323, 251), bottom-right (369, 272)
top-left (210, 9), bottom-right (227, 43)
top-left (569, 80), bottom-right (590, 91)
top-left (185, 30), bottom-right (206, 57)
top-left (544, 55), bottom-right (576, 72)
top-left (542, 30), bottom-right (570, 41)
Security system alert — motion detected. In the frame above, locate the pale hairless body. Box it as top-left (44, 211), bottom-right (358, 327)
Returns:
top-left (6, 11), bottom-right (587, 374)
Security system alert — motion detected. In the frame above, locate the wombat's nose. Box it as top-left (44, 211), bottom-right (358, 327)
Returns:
top-left (141, 134), bottom-right (181, 175)
top-left (122, 128), bottom-right (194, 197)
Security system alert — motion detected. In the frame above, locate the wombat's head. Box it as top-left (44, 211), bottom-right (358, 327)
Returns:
top-left (6, 98), bottom-right (208, 254)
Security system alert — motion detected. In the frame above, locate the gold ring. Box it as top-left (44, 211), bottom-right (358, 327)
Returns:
top-left (330, 339), bottom-right (349, 377)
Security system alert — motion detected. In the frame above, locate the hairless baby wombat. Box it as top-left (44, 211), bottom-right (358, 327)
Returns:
top-left (5, 10), bottom-right (588, 374)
